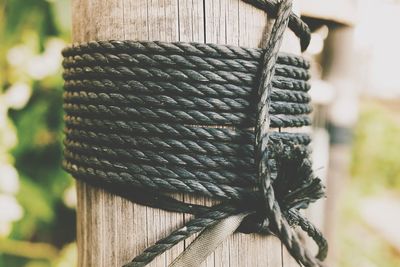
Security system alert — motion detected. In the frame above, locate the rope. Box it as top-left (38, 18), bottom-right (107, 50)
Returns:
top-left (254, 0), bottom-right (321, 266)
top-left (62, 0), bottom-right (327, 266)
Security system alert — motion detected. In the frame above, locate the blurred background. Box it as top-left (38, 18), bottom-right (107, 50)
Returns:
top-left (0, 0), bottom-right (399, 266)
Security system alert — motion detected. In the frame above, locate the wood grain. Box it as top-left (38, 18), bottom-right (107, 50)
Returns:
top-left (72, 0), bottom-right (301, 266)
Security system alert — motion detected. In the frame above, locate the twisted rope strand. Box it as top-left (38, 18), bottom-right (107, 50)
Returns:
top-left (64, 76), bottom-right (311, 96)
top-left (287, 209), bottom-right (328, 261)
top-left (63, 159), bottom-right (249, 200)
top-left (62, 52), bottom-right (309, 72)
top-left (63, 91), bottom-right (312, 113)
top-left (64, 129), bottom-right (310, 157)
top-left (64, 151), bottom-right (256, 186)
top-left (254, 0), bottom-right (321, 266)
top-left (62, 64), bottom-right (310, 86)
top-left (63, 41), bottom-right (310, 66)
top-left (64, 103), bottom-right (311, 127)
top-left (64, 115), bottom-right (311, 143)
top-left (65, 140), bottom-right (256, 170)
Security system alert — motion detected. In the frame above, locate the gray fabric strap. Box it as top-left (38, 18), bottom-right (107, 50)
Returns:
top-left (169, 213), bottom-right (249, 267)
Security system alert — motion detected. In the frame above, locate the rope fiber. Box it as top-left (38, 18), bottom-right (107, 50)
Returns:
top-left (62, 0), bottom-right (327, 266)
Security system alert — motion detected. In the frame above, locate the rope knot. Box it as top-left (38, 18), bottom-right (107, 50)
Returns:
top-left (237, 141), bottom-right (325, 235)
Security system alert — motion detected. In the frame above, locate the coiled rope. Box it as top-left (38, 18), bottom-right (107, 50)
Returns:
top-left (62, 0), bottom-right (327, 266)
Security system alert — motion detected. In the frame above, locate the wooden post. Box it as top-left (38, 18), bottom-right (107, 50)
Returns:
top-left (72, 0), bottom-right (301, 266)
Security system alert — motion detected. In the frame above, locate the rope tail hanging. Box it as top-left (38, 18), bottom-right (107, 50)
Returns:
top-left (62, 0), bottom-right (328, 266)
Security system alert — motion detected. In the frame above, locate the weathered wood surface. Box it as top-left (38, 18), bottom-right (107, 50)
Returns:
top-left (73, 0), bottom-right (301, 266)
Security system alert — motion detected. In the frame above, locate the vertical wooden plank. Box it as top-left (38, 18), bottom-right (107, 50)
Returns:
top-left (226, 0), bottom-right (239, 46)
top-left (201, 2), bottom-right (228, 264)
top-left (123, 0), bottom-right (149, 40)
top-left (120, 2), bottom-right (150, 263)
top-left (76, 182), bottom-right (85, 267)
top-left (145, 1), bottom-right (183, 266)
top-left (176, 3), bottom-right (215, 267)
top-left (177, 0), bottom-right (205, 43)
top-left (209, 0), bottom-right (238, 236)
top-left (175, 1), bottom-right (208, 266)
top-left (238, 0), bottom-right (269, 48)
top-left (73, 1), bottom-right (131, 266)
top-left (72, 1), bottom-right (174, 266)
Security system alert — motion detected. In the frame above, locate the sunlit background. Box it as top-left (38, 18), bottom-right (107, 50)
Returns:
top-left (0, 0), bottom-right (399, 266)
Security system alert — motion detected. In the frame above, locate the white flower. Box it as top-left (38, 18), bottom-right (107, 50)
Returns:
top-left (6, 44), bottom-right (33, 67)
top-left (63, 185), bottom-right (77, 209)
top-left (4, 82), bottom-right (32, 110)
top-left (0, 163), bottom-right (19, 194)
top-left (45, 38), bottom-right (66, 59)
top-left (26, 55), bottom-right (51, 80)
top-left (0, 118), bottom-right (17, 152)
top-left (0, 97), bottom-right (8, 129)
top-left (0, 194), bottom-right (23, 237)
top-left (0, 194), bottom-right (23, 223)
top-left (0, 221), bottom-right (12, 237)
top-left (26, 38), bottom-right (65, 80)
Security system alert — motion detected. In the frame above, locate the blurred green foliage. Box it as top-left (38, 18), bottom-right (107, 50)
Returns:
top-left (338, 100), bottom-right (400, 266)
top-left (0, 0), bottom-right (76, 266)
top-left (351, 100), bottom-right (400, 193)
top-left (338, 188), bottom-right (400, 267)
